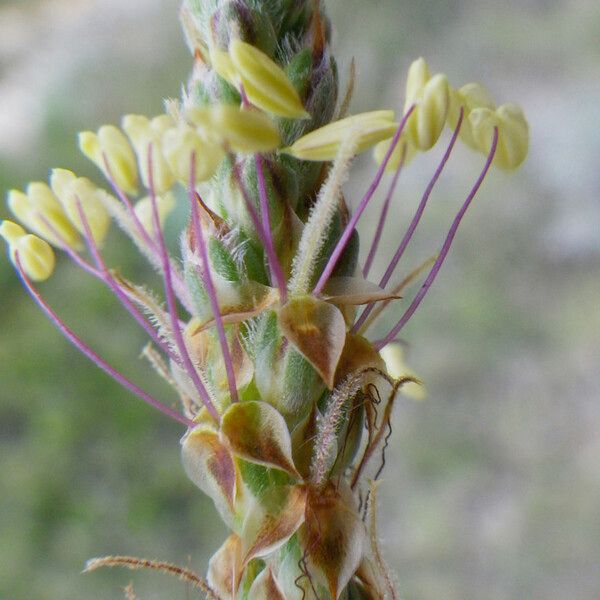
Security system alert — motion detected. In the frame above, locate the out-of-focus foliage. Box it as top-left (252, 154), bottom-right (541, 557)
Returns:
top-left (0, 1), bottom-right (599, 599)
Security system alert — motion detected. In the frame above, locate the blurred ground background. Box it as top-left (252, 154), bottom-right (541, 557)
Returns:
top-left (0, 0), bottom-right (599, 599)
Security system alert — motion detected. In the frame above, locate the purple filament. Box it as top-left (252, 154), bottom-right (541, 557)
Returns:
top-left (374, 126), bottom-right (499, 350)
top-left (14, 253), bottom-right (194, 428)
top-left (188, 166), bottom-right (239, 404)
top-left (362, 142), bottom-right (408, 278)
top-left (352, 107), bottom-right (464, 334)
top-left (102, 152), bottom-right (193, 314)
top-left (73, 200), bottom-right (181, 364)
top-left (146, 146), bottom-right (219, 421)
top-left (231, 159), bottom-right (286, 300)
top-left (255, 154), bottom-right (288, 302)
top-left (312, 104), bottom-right (416, 296)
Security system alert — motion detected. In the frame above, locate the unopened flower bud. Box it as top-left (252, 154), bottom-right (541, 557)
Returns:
top-left (187, 105), bottom-right (281, 153)
top-left (79, 126), bottom-right (138, 194)
top-left (469, 103), bottom-right (529, 170)
top-left (1, 221), bottom-right (55, 281)
top-left (229, 39), bottom-right (310, 119)
top-left (50, 169), bottom-right (111, 245)
top-left (282, 110), bottom-right (397, 161)
top-left (162, 124), bottom-right (225, 183)
top-left (7, 183), bottom-right (81, 249)
top-left (122, 114), bottom-right (176, 194)
top-left (133, 192), bottom-right (176, 233)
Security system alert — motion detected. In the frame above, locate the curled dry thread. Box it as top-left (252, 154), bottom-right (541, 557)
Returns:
top-left (2, 1), bottom-right (527, 598)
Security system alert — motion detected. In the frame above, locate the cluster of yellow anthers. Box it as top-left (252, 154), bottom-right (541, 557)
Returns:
top-left (374, 57), bottom-right (529, 171)
top-left (1, 43), bottom-right (528, 285)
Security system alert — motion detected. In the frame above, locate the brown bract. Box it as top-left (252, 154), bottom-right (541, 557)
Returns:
top-left (279, 296), bottom-right (346, 390)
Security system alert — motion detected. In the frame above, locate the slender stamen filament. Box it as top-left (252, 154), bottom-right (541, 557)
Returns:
top-left (13, 253), bottom-right (193, 428)
top-left (353, 107), bottom-right (465, 334)
top-left (102, 152), bottom-right (193, 314)
top-left (312, 104), bottom-right (416, 296)
top-left (146, 145), bottom-right (219, 421)
top-left (188, 163), bottom-right (239, 403)
top-left (374, 126), bottom-right (499, 350)
top-left (255, 154), bottom-right (287, 302)
top-left (362, 142), bottom-right (408, 278)
top-left (357, 253), bottom-right (438, 335)
top-left (231, 158), bottom-right (284, 298)
top-left (73, 200), bottom-right (181, 364)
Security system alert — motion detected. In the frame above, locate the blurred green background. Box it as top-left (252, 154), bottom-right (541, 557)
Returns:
top-left (1, 1), bottom-right (599, 599)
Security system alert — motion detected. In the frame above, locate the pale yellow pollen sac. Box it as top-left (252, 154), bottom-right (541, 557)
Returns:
top-left (0, 221), bottom-right (56, 281)
top-left (282, 110), bottom-right (398, 162)
top-left (187, 105), bottom-right (281, 153)
top-left (469, 103), bottom-right (529, 170)
top-left (379, 342), bottom-right (426, 401)
top-left (162, 124), bottom-right (225, 183)
top-left (448, 82), bottom-right (496, 149)
top-left (133, 192), bottom-right (176, 234)
top-left (122, 114), bottom-right (176, 194)
top-left (404, 57), bottom-right (431, 112)
top-left (407, 73), bottom-right (451, 151)
top-left (402, 58), bottom-right (451, 151)
top-left (79, 125), bottom-right (138, 195)
top-left (50, 169), bottom-right (112, 246)
top-left (7, 182), bottom-right (81, 249)
top-left (229, 39), bottom-right (310, 120)
top-left (0, 220), bottom-right (26, 245)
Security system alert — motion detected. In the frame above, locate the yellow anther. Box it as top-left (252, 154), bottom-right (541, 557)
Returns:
top-left (122, 114), bottom-right (176, 194)
top-left (162, 124), bottom-right (225, 183)
top-left (50, 169), bottom-right (111, 245)
top-left (187, 105), bottom-right (281, 153)
top-left (469, 103), bottom-right (529, 170)
top-left (0, 221), bottom-right (55, 281)
top-left (133, 192), bottom-right (176, 233)
top-left (373, 135), bottom-right (417, 171)
top-left (79, 125), bottom-right (138, 194)
top-left (448, 82), bottom-right (496, 148)
top-left (282, 110), bottom-right (398, 161)
top-left (210, 49), bottom-right (240, 88)
top-left (0, 220), bottom-right (26, 245)
top-left (406, 73), bottom-right (450, 151)
top-left (404, 57), bottom-right (431, 111)
top-left (229, 39), bottom-right (309, 119)
top-left (380, 343), bottom-right (426, 401)
top-left (7, 183), bottom-right (81, 249)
